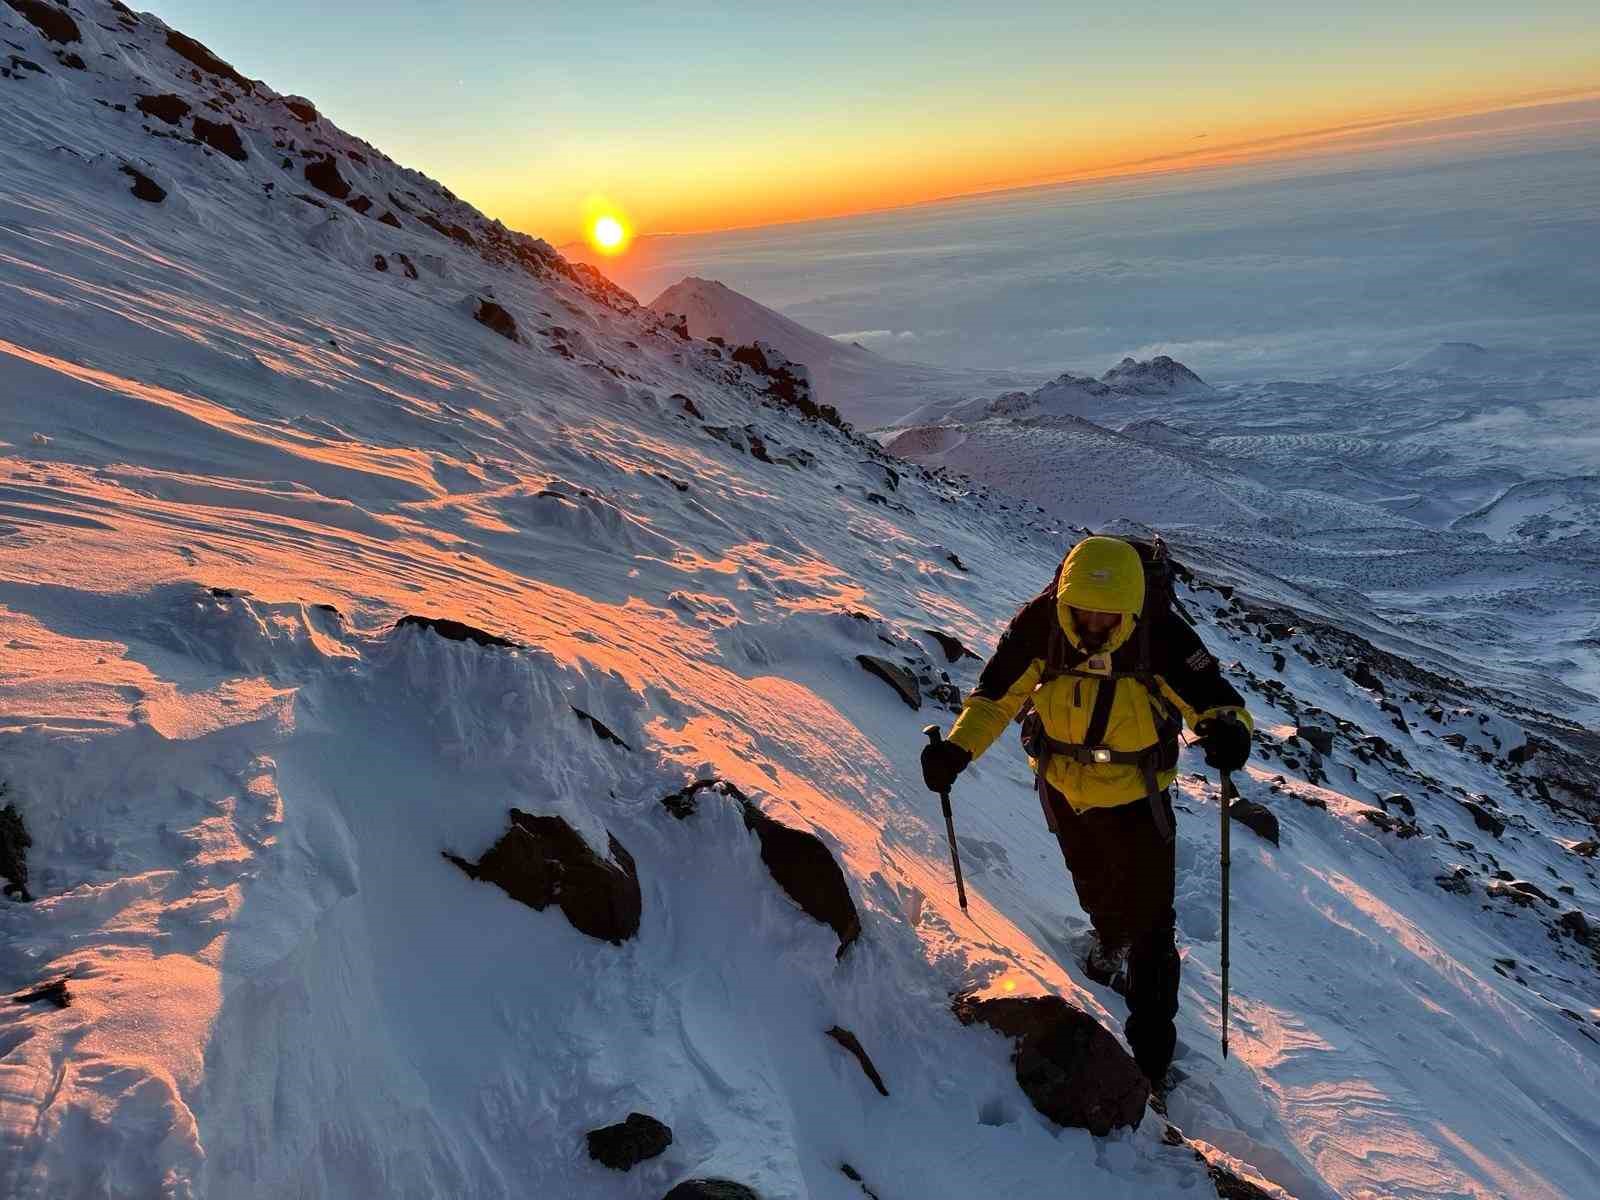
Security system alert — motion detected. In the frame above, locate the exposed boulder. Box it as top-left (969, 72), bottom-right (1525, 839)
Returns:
top-left (1, 796), bottom-right (32, 901)
top-left (444, 809), bottom-right (641, 944)
top-left (347, 194), bottom-right (372, 214)
top-left (1360, 809), bottom-right (1421, 838)
top-left (1295, 725), bottom-right (1335, 755)
top-left (118, 164), bottom-right (166, 203)
top-left (953, 993), bottom-right (1148, 1135)
top-left (372, 254), bottom-right (388, 272)
top-left (742, 805), bottom-right (861, 957)
top-left (394, 614), bottom-right (518, 648)
top-left (856, 654), bottom-right (920, 709)
top-left (474, 297), bottom-right (519, 342)
top-left (923, 629), bottom-right (980, 663)
top-left (282, 95), bottom-right (318, 123)
top-left (192, 116), bottom-right (247, 161)
top-left (377, 210), bottom-right (403, 229)
top-left (1379, 793), bottom-right (1416, 818)
top-left (1571, 839), bottom-right (1598, 858)
top-left (10, 977), bottom-right (69, 1008)
top-left (1207, 1160), bottom-right (1280, 1199)
top-left (586, 1112), bottom-right (672, 1171)
top-left (4, 0), bottom-right (80, 43)
top-left (164, 28), bottom-right (252, 91)
top-left (826, 1026), bottom-right (889, 1096)
top-left (1486, 879), bottom-right (1556, 908)
top-left (660, 777), bottom-right (748, 820)
top-left (1457, 798), bottom-right (1505, 839)
top-left (1435, 868), bottom-right (1473, 895)
top-left (135, 93), bottom-right (190, 124)
top-left (663, 1181), bottom-right (760, 1200)
top-left (571, 705), bottom-right (631, 750)
top-left (303, 154), bottom-right (351, 200)
top-left (1229, 798), bottom-right (1279, 846)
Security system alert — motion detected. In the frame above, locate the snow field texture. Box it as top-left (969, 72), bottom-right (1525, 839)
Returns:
top-left (2, 3), bottom-right (1599, 1199)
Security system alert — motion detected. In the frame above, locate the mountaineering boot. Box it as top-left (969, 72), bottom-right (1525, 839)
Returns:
top-left (1083, 937), bottom-right (1131, 997)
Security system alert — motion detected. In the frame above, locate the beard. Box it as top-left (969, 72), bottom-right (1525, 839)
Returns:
top-left (1074, 621), bottom-right (1112, 651)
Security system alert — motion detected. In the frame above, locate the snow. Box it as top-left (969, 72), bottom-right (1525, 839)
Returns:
top-left (2, 4), bottom-right (1599, 1199)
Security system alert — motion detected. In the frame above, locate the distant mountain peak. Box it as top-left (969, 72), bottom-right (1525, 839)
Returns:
top-left (1099, 355), bottom-right (1209, 395)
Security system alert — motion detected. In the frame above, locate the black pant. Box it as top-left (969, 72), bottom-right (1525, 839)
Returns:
top-left (1042, 782), bottom-right (1179, 1083)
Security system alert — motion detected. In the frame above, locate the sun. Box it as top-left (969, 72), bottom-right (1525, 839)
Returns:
top-left (589, 214), bottom-right (629, 255)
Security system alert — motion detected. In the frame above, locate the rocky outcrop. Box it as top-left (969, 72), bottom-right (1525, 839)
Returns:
top-left (282, 95), bottom-right (317, 123)
top-left (856, 654), bottom-right (920, 709)
top-left (164, 28), bottom-right (252, 91)
top-left (923, 629), bottom-right (980, 663)
top-left (10, 978), bottom-right (70, 1008)
top-left (953, 994), bottom-right (1148, 1135)
top-left (1229, 798), bottom-right (1280, 846)
top-left (571, 705), bottom-right (630, 749)
top-left (663, 1182), bottom-right (760, 1200)
top-left (4, 0), bottom-right (80, 43)
top-left (444, 809), bottom-right (641, 944)
top-left (826, 1026), bottom-right (889, 1096)
top-left (192, 116), bottom-right (247, 161)
top-left (586, 1112), bottom-right (672, 1171)
top-left (394, 614), bottom-right (518, 648)
top-left (664, 779), bottom-right (860, 957)
top-left (303, 154), bottom-right (351, 200)
top-left (119, 164), bottom-right (166, 203)
top-left (1, 796), bottom-right (32, 901)
top-left (1458, 798), bottom-right (1505, 838)
top-left (135, 93), bottom-right (190, 124)
top-left (474, 297), bottom-right (519, 342)
top-left (1295, 725), bottom-right (1335, 756)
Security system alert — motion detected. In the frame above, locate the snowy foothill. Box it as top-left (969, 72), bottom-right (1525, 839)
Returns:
top-left (2, 4), bottom-right (1600, 1200)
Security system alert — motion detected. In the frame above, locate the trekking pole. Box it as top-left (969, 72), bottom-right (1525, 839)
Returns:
top-left (922, 726), bottom-right (968, 911)
top-left (1219, 770), bottom-right (1234, 1058)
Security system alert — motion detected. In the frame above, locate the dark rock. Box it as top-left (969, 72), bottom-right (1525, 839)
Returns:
top-left (372, 254), bottom-right (388, 272)
top-left (856, 654), bottom-right (920, 709)
top-left (395, 614), bottom-right (518, 648)
top-left (444, 808), bottom-right (641, 944)
top-left (347, 194), bottom-right (372, 214)
top-left (571, 705), bottom-right (631, 750)
top-left (164, 28), bottom-right (251, 90)
top-left (672, 392), bottom-right (703, 419)
top-left (586, 1112), bottom-right (672, 1171)
top-left (377, 210), bottom-right (402, 229)
top-left (1360, 810), bottom-right (1421, 838)
top-left (10, 977), bottom-right (69, 1008)
top-left (1295, 725), bottom-right (1334, 755)
top-left (283, 96), bottom-right (317, 122)
top-left (1228, 799), bottom-right (1279, 846)
top-left (839, 1163), bottom-right (882, 1199)
top-left (135, 93), bottom-right (190, 124)
top-left (192, 116), bottom-right (247, 161)
top-left (946, 552), bottom-right (969, 571)
top-left (397, 252), bottom-right (418, 280)
top-left (1571, 840), bottom-right (1598, 857)
top-left (953, 993), bottom-right (1149, 1135)
top-left (1560, 909), bottom-right (1596, 946)
top-left (742, 804), bottom-right (861, 957)
top-left (420, 212), bottom-right (476, 246)
top-left (826, 1026), bottom-right (889, 1096)
top-left (1486, 879), bottom-right (1555, 908)
top-left (1347, 660), bottom-right (1385, 693)
top-left (1457, 799), bottom-right (1504, 839)
top-left (118, 164), bottom-right (165, 203)
top-left (662, 1181), bottom-right (760, 1200)
top-left (1379, 793), bottom-right (1416, 818)
top-left (303, 154), bottom-right (350, 199)
top-left (661, 777), bottom-right (748, 820)
top-left (1, 797), bottom-right (32, 901)
top-left (1270, 652), bottom-right (1286, 673)
top-left (1208, 1160), bottom-right (1278, 1200)
top-left (1442, 732), bottom-right (1468, 750)
top-left (1435, 868), bottom-right (1473, 895)
top-left (6, 54), bottom-right (45, 74)
top-left (474, 298), bottom-right (518, 342)
top-left (4, 0), bottom-right (79, 43)
top-left (922, 629), bottom-right (980, 664)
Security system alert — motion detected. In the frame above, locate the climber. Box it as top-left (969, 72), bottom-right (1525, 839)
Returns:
top-left (920, 535), bottom-right (1251, 1089)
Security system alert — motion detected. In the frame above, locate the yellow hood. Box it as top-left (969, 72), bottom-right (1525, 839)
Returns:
top-left (1055, 536), bottom-right (1145, 654)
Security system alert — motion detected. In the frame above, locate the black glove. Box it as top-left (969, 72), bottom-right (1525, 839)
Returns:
top-left (921, 738), bottom-right (972, 794)
top-left (1194, 714), bottom-right (1250, 772)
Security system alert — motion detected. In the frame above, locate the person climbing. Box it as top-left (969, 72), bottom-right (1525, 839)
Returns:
top-left (920, 535), bottom-right (1251, 1090)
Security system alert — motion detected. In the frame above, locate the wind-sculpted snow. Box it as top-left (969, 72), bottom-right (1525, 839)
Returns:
top-left (2, 4), bottom-right (1599, 1198)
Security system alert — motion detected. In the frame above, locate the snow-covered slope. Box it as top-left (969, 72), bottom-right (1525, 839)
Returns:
top-left (2, 5), bottom-right (1599, 1200)
top-left (645, 276), bottom-right (1040, 431)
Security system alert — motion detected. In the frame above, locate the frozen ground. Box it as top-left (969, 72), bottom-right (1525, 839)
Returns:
top-left (2, 4), bottom-right (1599, 1200)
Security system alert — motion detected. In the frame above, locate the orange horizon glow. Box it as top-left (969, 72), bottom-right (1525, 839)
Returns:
top-left (513, 83), bottom-right (1600, 250)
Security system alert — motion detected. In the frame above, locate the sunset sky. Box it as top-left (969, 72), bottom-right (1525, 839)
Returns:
top-left (145, 1), bottom-right (1598, 246)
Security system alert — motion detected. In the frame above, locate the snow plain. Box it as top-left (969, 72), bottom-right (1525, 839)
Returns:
top-left (1, 4), bottom-right (1598, 1200)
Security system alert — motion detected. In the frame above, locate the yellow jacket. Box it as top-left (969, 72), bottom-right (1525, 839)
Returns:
top-left (947, 537), bottom-right (1251, 812)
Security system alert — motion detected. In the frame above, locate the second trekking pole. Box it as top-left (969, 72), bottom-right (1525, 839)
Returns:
top-left (1219, 770), bottom-right (1234, 1058)
top-left (922, 725), bottom-right (968, 911)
